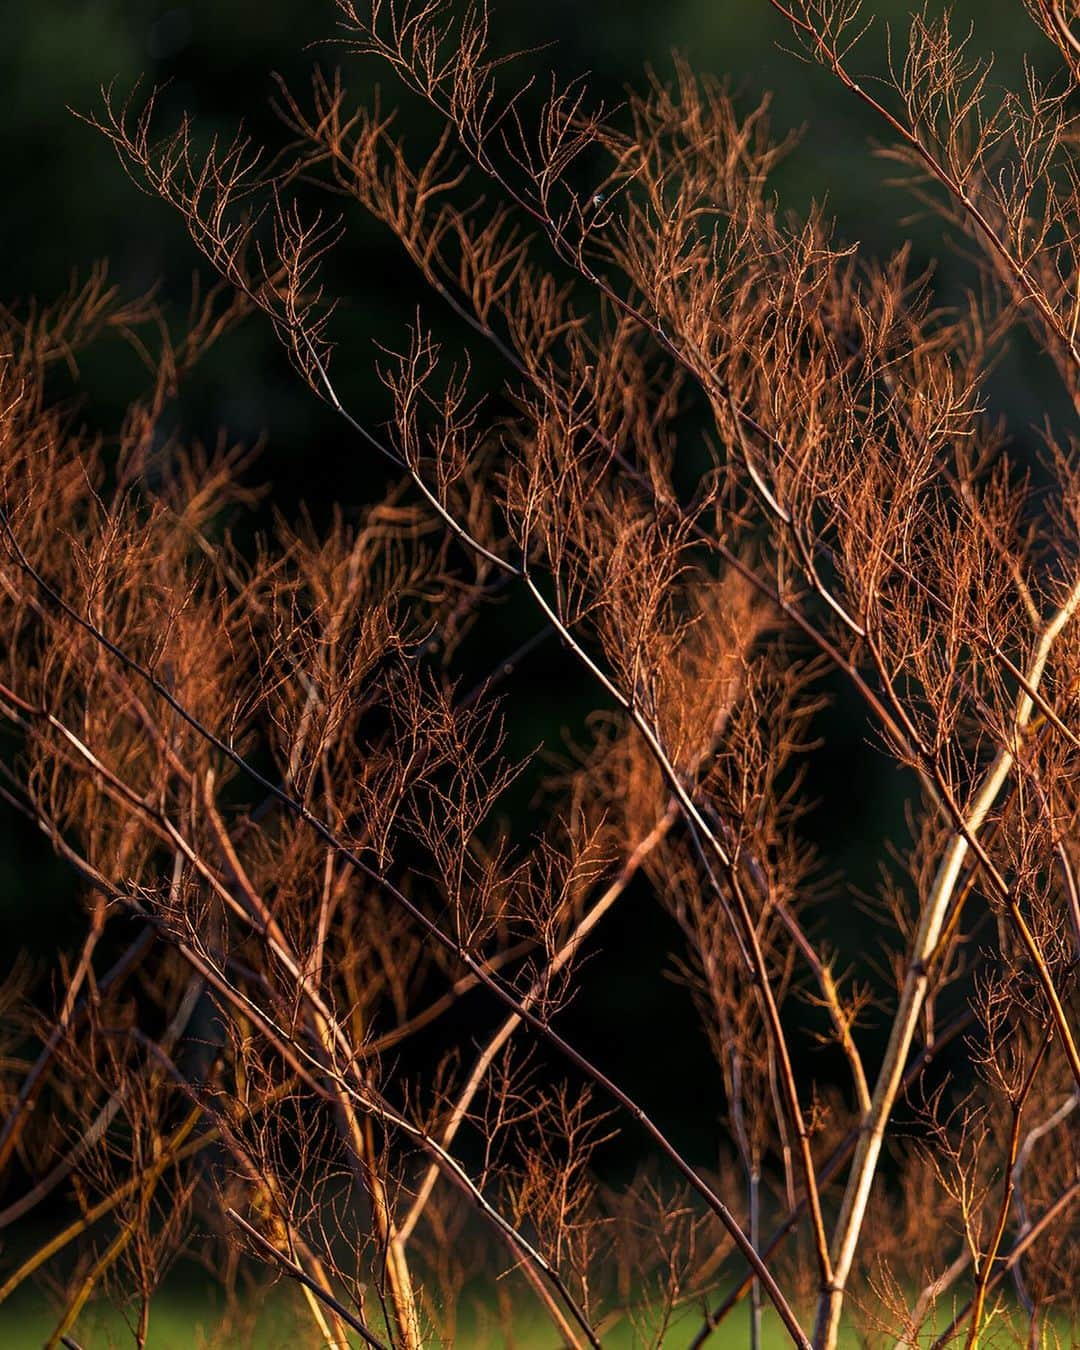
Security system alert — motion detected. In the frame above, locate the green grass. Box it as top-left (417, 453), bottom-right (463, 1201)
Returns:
top-left (0, 1289), bottom-right (306, 1349)
top-left (2, 1286), bottom-right (1069, 1347)
top-left (0, 1289), bottom-right (860, 1349)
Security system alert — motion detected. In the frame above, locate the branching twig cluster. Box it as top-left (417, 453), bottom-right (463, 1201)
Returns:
top-left (0, 2), bottom-right (1078, 1346)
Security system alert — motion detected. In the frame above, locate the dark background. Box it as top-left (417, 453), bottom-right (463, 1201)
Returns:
top-left (0, 0), bottom-right (1066, 1174)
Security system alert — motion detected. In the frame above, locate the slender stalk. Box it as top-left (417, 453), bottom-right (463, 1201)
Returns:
top-left (927, 1181), bottom-right (1080, 1350)
top-left (227, 1209), bottom-right (391, 1350)
top-left (814, 578), bottom-right (1080, 1349)
top-left (0, 1103), bottom-right (205, 1304)
top-left (964, 1029), bottom-right (1053, 1350)
top-left (398, 799), bottom-right (679, 1244)
top-left (0, 926), bottom-right (153, 1180)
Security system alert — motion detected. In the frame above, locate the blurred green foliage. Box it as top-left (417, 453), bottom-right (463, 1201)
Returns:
top-left (0, 1282), bottom-right (862, 1347)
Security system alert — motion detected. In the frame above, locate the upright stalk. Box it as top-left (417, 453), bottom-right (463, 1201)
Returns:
top-left (814, 580), bottom-right (1080, 1348)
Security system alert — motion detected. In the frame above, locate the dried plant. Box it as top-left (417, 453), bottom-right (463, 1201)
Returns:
top-left (0, 2), bottom-right (1078, 1346)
